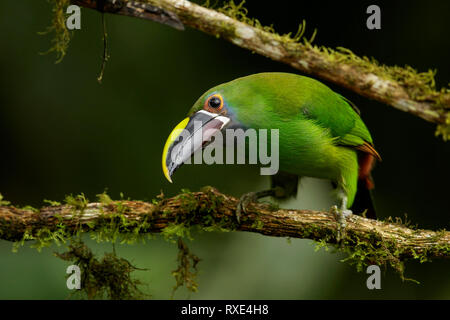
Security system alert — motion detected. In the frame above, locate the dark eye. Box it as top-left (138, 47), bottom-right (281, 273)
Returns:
top-left (208, 96), bottom-right (221, 109)
top-left (204, 93), bottom-right (224, 112)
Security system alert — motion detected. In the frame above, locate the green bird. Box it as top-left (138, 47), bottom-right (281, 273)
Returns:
top-left (162, 72), bottom-right (381, 221)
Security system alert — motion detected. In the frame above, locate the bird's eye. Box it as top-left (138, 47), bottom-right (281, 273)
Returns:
top-left (209, 97), bottom-right (221, 108)
top-left (205, 94), bottom-right (224, 112)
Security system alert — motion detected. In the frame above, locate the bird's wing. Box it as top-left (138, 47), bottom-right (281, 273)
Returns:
top-left (298, 87), bottom-right (380, 160)
top-left (243, 73), bottom-right (380, 159)
top-left (333, 99), bottom-right (381, 160)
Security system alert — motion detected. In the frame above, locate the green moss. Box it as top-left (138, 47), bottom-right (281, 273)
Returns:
top-left (216, 0), bottom-right (315, 44)
top-left (97, 192), bottom-right (113, 206)
top-left (21, 205), bottom-right (40, 213)
top-left (267, 202), bottom-right (280, 211)
top-left (9, 191), bottom-right (155, 299)
top-left (301, 223), bottom-right (332, 239)
top-left (161, 187), bottom-right (236, 241)
top-left (435, 113), bottom-right (450, 141)
top-left (314, 239), bottom-right (330, 252)
top-left (308, 46), bottom-right (450, 133)
top-left (12, 223), bottom-right (70, 253)
top-left (9, 191), bottom-right (159, 252)
top-left (171, 238), bottom-right (200, 298)
top-left (0, 193), bottom-right (11, 206)
top-left (88, 210), bottom-right (154, 245)
top-left (382, 214), bottom-right (418, 230)
top-left (298, 214), bottom-right (435, 281)
top-left (311, 230), bottom-right (404, 278)
top-left (40, 0), bottom-right (72, 63)
top-left (161, 223), bottom-right (193, 242)
top-left (310, 225), bottom-right (450, 283)
top-left (56, 241), bottom-right (148, 299)
top-left (251, 219), bottom-right (264, 230)
top-left (177, 188), bottom-right (198, 213)
top-left (65, 193), bottom-right (89, 212)
top-left (43, 199), bottom-right (62, 206)
top-left (12, 230), bottom-right (36, 253)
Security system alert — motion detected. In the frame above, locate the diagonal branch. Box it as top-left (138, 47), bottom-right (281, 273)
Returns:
top-left (72, 0), bottom-right (184, 30)
top-left (69, 0), bottom-right (450, 139)
top-left (1, 187), bottom-right (449, 274)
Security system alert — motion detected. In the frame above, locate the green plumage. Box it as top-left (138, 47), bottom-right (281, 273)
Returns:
top-left (188, 73), bottom-right (377, 209)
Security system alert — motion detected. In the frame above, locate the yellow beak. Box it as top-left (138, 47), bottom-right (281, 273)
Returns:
top-left (161, 110), bottom-right (231, 183)
top-left (161, 117), bottom-right (189, 183)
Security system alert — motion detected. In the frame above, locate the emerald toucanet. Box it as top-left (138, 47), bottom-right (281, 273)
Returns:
top-left (162, 72), bottom-right (381, 219)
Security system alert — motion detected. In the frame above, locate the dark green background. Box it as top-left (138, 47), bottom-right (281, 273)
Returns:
top-left (0, 0), bottom-right (449, 299)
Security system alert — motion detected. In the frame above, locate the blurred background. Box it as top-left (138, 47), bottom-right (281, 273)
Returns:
top-left (0, 0), bottom-right (449, 299)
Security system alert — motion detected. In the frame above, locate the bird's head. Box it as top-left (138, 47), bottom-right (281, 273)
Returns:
top-left (161, 73), bottom-right (284, 182)
top-left (161, 85), bottom-right (242, 183)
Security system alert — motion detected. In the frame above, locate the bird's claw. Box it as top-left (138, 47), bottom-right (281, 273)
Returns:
top-left (341, 209), bottom-right (353, 218)
top-left (331, 205), bottom-right (352, 243)
top-left (236, 192), bottom-right (258, 223)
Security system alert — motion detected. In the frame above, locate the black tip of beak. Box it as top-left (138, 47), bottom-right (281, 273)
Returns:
top-left (167, 156), bottom-right (182, 179)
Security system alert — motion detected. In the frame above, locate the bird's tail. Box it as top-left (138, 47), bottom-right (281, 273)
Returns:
top-left (351, 177), bottom-right (377, 219)
top-left (351, 152), bottom-right (378, 219)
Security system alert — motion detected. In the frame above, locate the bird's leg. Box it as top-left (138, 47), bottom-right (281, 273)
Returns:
top-left (331, 189), bottom-right (353, 242)
top-left (236, 187), bottom-right (284, 223)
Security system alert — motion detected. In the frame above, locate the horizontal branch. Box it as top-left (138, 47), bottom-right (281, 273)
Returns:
top-left (70, 0), bottom-right (450, 138)
top-left (1, 188), bottom-right (449, 272)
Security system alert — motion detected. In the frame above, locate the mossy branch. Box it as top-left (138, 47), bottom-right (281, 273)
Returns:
top-left (1, 187), bottom-right (449, 277)
top-left (65, 0), bottom-right (450, 139)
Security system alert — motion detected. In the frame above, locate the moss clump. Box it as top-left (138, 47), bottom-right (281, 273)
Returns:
top-left (40, 0), bottom-right (72, 63)
top-left (161, 187), bottom-right (236, 241)
top-left (215, 0), bottom-right (316, 44)
top-left (171, 238), bottom-right (201, 298)
top-left (251, 218), bottom-right (264, 230)
top-left (162, 223), bottom-right (193, 242)
top-left (0, 193), bottom-right (11, 206)
top-left (88, 212), bottom-right (153, 245)
top-left (65, 193), bottom-right (89, 212)
top-left (312, 225), bottom-right (450, 283)
top-left (198, 186), bottom-right (237, 230)
top-left (43, 199), bottom-right (62, 206)
top-left (341, 234), bottom-right (401, 272)
top-left (312, 230), bottom-right (408, 279)
top-left (435, 113), bottom-right (450, 141)
top-left (382, 214), bottom-right (418, 230)
top-left (176, 188), bottom-right (199, 214)
top-left (302, 214), bottom-right (437, 281)
top-left (12, 219), bottom-right (72, 253)
top-left (56, 241), bottom-right (148, 299)
top-left (89, 193), bottom-right (154, 245)
top-left (304, 46), bottom-right (450, 139)
top-left (97, 191), bottom-right (114, 206)
top-left (312, 46), bottom-right (450, 107)
top-left (10, 192), bottom-right (157, 252)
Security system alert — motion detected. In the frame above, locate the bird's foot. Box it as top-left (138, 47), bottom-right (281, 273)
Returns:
top-left (236, 192), bottom-right (258, 223)
top-left (236, 189), bottom-right (276, 223)
top-left (330, 205), bottom-right (353, 243)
